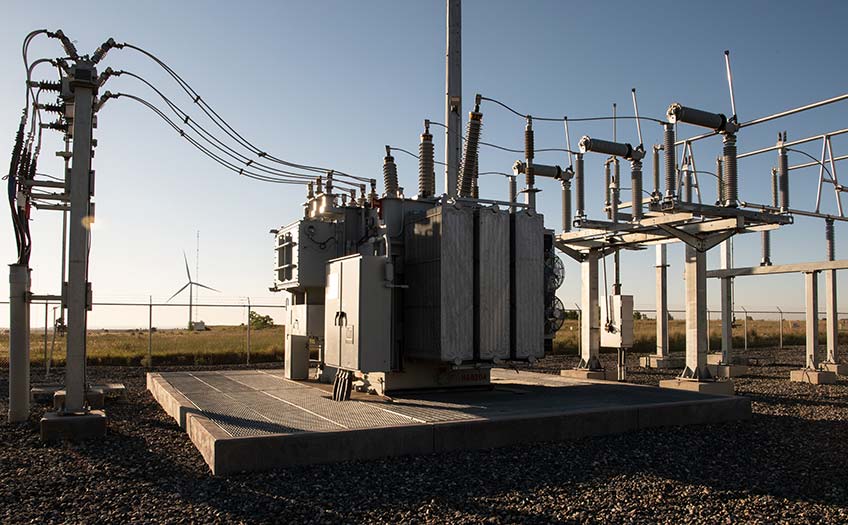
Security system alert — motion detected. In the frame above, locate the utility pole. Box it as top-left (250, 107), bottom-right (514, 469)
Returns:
top-left (444, 0), bottom-right (461, 197)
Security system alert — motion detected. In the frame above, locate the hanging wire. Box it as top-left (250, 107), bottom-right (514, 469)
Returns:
top-left (479, 95), bottom-right (665, 124)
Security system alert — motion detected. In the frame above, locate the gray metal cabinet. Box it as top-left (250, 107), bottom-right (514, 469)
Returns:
top-left (324, 254), bottom-right (392, 372)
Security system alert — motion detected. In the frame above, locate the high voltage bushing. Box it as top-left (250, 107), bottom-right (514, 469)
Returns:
top-left (579, 136), bottom-right (634, 158)
top-left (508, 175), bottom-right (517, 213)
top-left (418, 120), bottom-right (435, 197)
top-left (652, 144), bottom-right (662, 196)
top-left (562, 178), bottom-right (572, 232)
top-left (383, 145), bottom-right (398, 197)
top-left (825, 218), bottom-right (835, 261)
top-left (716, 157), bottom-right (724, 205)
top-left (663, 124), bottom-right (676, 199)
top-left (761, 229), bottom-right (772, 266)
top-left (631, 160), bottom-right (643, 221)
top-left (723, 133), bottom-right (738, 206)
top-left (524, 117), bottom-right (536, 194)
top-left (777, 132), bottom-right (789, 210)
top-left (574, 153), bottom-right (585, 219)
top-left (771, 168), bottom-right (778, 207)
top-left (666, 103), bottom-right (729, 132)
top-left (457, 109), bottom-right (483, 197)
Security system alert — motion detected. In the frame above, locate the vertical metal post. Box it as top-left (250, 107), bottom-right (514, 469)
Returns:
top-left (246, 297), bottom-right (252, 365)
top-left (444, 0), bottom-right (461, 197)
top-left (561, 180), bottom-right (571, 232)
top-left (778, 134), bottom-right (789, 210)
top-left (655, 245), bottom-right (668, 359)
top-left (683, 245), bottom-right (709, 379)
top-left (579, 250), bottom-right (600, 370)
top-left (65, 64), bottom-right (97, 412)
top-left (147, 295), bottom-right (153, 367)
top-left (742, 307), bottom-right (748, 353)
top-left (574, 303), bottom-right (582, 356)
top-left (805, 271), bottom-right (820, 369)
top-left (44, 302), bottom-right (49, 367)
top-left (824, 218), bottom-right (838, 364)
top-left (777, 307), bottom-right (784, 350)
top-left (720, 239), bottom-right (733, 364)
top-left (9, 264), bottom-right (31, 422)
top-left (508, 175), bottom-right (516, 213)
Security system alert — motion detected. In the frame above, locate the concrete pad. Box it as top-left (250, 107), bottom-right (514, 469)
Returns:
top-left (640, 355), bottom-right (685, 369)
top-left (708, 364), bottom-right (749, 378)
top-left (659, 378), bottom-right (735, 396)
top-left (40, 410), bottom-right (107, 441)
top-left (31, 384), bottom-right (63, 404)
top-left (707, 353), bottom-right (723, 365)
top-left (822, 362), bottom-right (848, 376)
top-left (559, 369), bottom-right (614, 381)
top-left (94, 383), bottom-right (127, 399)
top-left (53, 388), bottom-right (105, 410)
top-left (149, 369), bottom-right (751, 474)
top-left (790, 369), bottom-right (837, 384)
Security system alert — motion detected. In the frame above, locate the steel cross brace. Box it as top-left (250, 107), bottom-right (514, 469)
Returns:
top-left (656, 224), bottom-right (736, 252)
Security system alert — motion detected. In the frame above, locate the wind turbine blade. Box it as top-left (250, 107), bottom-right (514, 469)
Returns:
top-left (192, 282), bottom-right (220, 293)
top-left (166, 282), bottom-right (191, 302)
top-left (183, 251), bottom-right (192, 281)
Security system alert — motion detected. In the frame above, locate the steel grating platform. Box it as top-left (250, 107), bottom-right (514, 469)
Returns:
top-left (148, 369), bottom-right (751, 475)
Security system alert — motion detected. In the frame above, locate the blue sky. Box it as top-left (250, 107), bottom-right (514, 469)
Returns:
top-left (2, 0), bottom-right (847, 328)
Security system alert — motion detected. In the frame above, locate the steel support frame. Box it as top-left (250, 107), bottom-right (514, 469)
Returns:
top-left (655, 245), bottom-right (669, 358)
top-left (577, 249), bottom-right (601, 370)
top-left (805, 271), bottom-right (820, 369)
top-left (8, 265), bottom-right (30, 422)
top-left (825, 269), bottom-right (839, 364)
top-left (720, 239), bottom-right (733, 364)
top-left (681, 245), bottom-right (712, 380)
top-left (64, 67), bottom-right (97, 412)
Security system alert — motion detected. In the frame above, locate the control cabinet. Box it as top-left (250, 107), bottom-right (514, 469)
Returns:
top-left (601, 294), bottom-right (634, 348)
top-left (324, 254), bottom-right (392, 372)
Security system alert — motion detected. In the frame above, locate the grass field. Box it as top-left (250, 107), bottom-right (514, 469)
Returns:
top-left (0, 325), bottom-right (286, 367)
top-left (0, 319), bottom-right (843, 366)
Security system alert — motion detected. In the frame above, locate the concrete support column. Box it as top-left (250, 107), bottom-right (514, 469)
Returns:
top-left (720, 239), bottom-right (733, 364)
top-left (579, 250), bottom-right (601, 370)
top-left (805, 271), bottom-right (820, 370)
top-left (9, 264), bottom-right (31, 422)
top-left (683, 245), bottom-right (710, 379)
top-left (655, 245), bottom-right (668, 358)
top-left (825, 270), bottom-right (839, 365)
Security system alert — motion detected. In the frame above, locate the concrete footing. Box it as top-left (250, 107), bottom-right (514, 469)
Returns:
top-left (789, 369), bottom-right (837, 385)
top-left (640, 355), bottom-right (685, 369)
top-left (559, 369), bottom-right (613, 381)
top-left (708, 364), bottom-right (749, 378)
top-left (822, 362), bottom-right (847, 376)
top-left (659, 378), bottom-right (735, 396)
top-left (53, 388), bottom-right (105, 410)
top-left (40, 410), bottom-right (107, 441)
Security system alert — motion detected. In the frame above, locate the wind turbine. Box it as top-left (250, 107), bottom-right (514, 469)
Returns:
top-left (167, 252), bottom-right (219, 329)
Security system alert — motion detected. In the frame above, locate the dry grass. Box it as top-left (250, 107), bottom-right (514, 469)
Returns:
top-left (554, 318), bottom-right (843, 353)
top-left (0, 318), bottom-right (842, 365)
top-left (0, 325), bottom-right (285, 366)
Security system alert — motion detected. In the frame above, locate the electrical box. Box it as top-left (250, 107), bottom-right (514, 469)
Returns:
top-left (274, 220), bottom-right (340, 291)
top-left (601, 294), bottom-right (634, 348)
top-left (324, 254), bottom-right (392, 373)
top-left (288, 304), bottom-right (324, 337)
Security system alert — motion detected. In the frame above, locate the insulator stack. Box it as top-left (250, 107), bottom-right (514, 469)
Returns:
top-left (562, 180), bottom-right (572, 232)
top-left (652, 146), bottom-right (661, 196)
top-left (36, 103), bottom-right (63, 114)
top-left (723, 134), bottom-right (738, 206)
top-left (683, 166), bottom-right (692, 203)
top-left (716, 157), bottom-right (724, 205)
top-left (457, 111), bottom-right (482, 197)
top-left (575, 153), bottom-right (585, 218)
top-left (326, 171), bottom-right (334, 196)
top-left (826, 218), bottom-right (835, 261)
top-left (30, 80), bottom-right (61, 92)
top-left (771, 168), bottom-right (779, 207)
top-left (349, 189), bottom-right (356, 205)
top-left (383, 146), bottom-right (398, 197)
top-left (778, 134), bottom-right (789, 210)
top-left (316, 176), bottom-right (323, 194)
top-left (418, 121), bottom-right (435, 197)
top-left (307, 182), bottom-right (314, 199)
top-left (524, 119), bottom-right (535, 189)
top-left (631, 160), bottom-right (643, 221)
top-left (663, 124), bottom-right (676, 199)
top-left (508, 175), bottom-right (517, 213)
top-left (761, 231), bottom-right (772, 266)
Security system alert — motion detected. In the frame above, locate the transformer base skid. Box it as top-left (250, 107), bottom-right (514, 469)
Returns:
top-left (149, 368), bottom-right (750, 475)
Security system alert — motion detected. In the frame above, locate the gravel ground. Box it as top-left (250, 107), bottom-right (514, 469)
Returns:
top-left (2, 347), bottom-right (847, 524)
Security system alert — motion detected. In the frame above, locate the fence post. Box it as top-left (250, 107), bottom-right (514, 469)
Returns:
top-left (246, 297), bottom-right (251, 365)
top-left (44, 302), bottom-right (49, 368)
top-left (777, 306), bottom-right (783, 350)
top-left (741, 306), bottom-right (748, 352)
top-left (147, 295), bottom-right (153, 367)
top-left (707, 309), bottom-right (711, 352)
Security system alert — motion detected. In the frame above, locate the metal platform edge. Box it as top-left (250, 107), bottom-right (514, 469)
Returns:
top-left (146, 372), bottom-right (751, 476)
